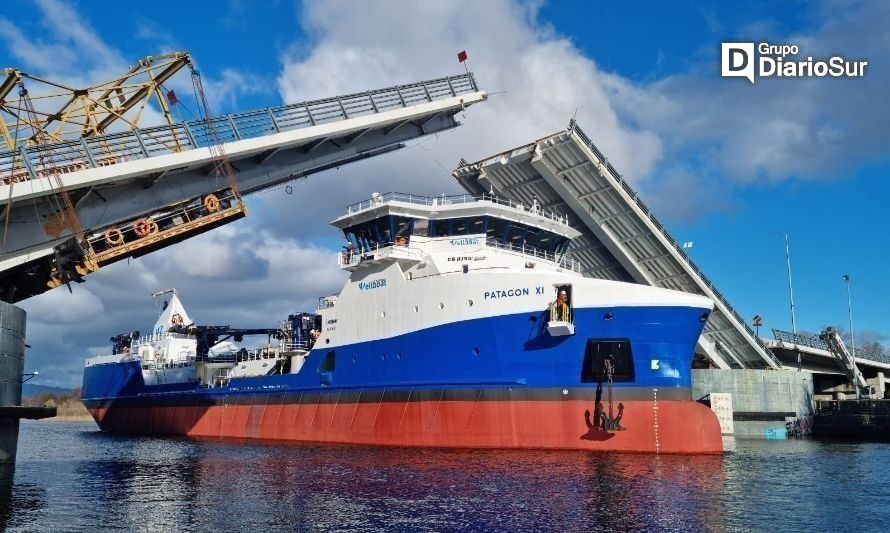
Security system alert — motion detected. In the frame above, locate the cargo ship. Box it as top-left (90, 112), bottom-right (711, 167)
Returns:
top-left (82, 192), bottom-right (722, 454)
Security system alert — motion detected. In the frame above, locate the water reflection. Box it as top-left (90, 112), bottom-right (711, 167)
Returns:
top-left (1, 462), bottom-right (47, 531)
top-left (6, 421), bottom-right (890, 531)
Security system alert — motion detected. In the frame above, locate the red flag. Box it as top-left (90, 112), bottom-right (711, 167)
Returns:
top-left (166, 90), bottom-right (179, 106)
top-left (457, 50), bottom-right (468, 63)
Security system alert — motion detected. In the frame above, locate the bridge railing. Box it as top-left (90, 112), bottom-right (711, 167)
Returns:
top-left (1, 73), bottom-right (479, 186)
top-left (772, 327), bottom-right (890, 364)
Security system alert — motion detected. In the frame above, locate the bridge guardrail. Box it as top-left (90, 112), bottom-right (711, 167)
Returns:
top-left (1, 73), bottom-right (479, 186)
top-left (772, 327), bottom-right (890, 364)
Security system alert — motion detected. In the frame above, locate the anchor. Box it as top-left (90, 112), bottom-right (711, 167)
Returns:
top-left (593, 356), bottom-right (624, 431)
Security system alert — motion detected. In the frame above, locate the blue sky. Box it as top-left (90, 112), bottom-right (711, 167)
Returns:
top-left (2, 0), bottom-right (887, 385)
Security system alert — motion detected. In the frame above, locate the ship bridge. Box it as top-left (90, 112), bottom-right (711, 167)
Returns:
top-left (453, 120), bottom-right (780, 370)
top-left (0, 52), bottom-right (486, 302)
top-left (330, 192), bottom-right (582, 272)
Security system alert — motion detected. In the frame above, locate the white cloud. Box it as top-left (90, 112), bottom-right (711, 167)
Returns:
top-left (277, 0), bottom-right (890, 222)
top-left (20, 287), bottom-right (105, 325)
top-left (278, 0), bottom-right (663, 180)
top-left (6, 0), bottom-right (889, 386)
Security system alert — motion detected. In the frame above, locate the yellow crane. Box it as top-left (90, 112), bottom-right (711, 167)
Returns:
top-left (0, 51), bottom-right (247, 292)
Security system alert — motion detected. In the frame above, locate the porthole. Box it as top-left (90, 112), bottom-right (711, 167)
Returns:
top-left (380, 311), bottom-right (386, 318)
top-left (352, 355), bottom-right (357, 363)
top-left (382, 353), bottom-right (387, 361)
top-left (466, 299), bottom-right (474, 307)
top-left (604, 313), bottom-right (613, 321)
top-left (413, 305), bottom-right (419, 313)
top-left (397, 352), bottom-right (402, 360)
top-left (439, 302), bottom-right (445, 310)
top-left (473, 347), bottom-right (480, 356)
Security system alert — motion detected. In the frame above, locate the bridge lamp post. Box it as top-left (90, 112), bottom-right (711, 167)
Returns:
top-left (775, 233), bottom-right (799, 370)
top-left (843, 274), bottom-right (856, 384)
top-left (775, 233), bottom-right (797, 335)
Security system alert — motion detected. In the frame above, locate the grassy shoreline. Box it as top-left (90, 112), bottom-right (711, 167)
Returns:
top-left (23, 389), bottom-right (91, 419)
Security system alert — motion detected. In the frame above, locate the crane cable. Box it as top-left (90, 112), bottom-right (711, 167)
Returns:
top-left (2, 90), bottom-right (23, 252)
top-left (18, 81), bottom-right (84, 239)
top-left (188, 64), bottom-right (242, 201)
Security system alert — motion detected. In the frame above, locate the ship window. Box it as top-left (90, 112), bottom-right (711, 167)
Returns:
top-left (376, 218), bottom-right (392, 245)
top-left (486, 217), bottom-right (507, 242)
top-left (411, 218), bottom-right (428, 236)
top-left (506, 222), bottom-right (526, 248)
top-left (524, 226), bottom-right (541, 249)
top-left (432, 220), bottom-right (449, 237)
top-left (538, 232), bottom-right (554, 254)
top-left (468, 217), bottom-right (486, 235)
top-left (393, 216), bottom-right (412, 240)
top-left (320, 351), bottom-right (336, 372)
top-left (451, 217), bottom-right (470, 235)
top-left (581, 339), bottom-right (634, 383)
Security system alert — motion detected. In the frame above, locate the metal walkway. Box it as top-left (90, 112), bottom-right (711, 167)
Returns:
top-left (1, 74), bottom-right (479, 189)
top-left (0, 73), bottom-right (486, 302)
top-left (453, 120), bottom-right (780, 369)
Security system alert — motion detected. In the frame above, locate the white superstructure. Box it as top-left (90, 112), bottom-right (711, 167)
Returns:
top-left (85, 193), bottom-right (713, 389)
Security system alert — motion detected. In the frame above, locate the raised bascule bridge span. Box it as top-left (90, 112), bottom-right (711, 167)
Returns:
top-left (0, 51), bottom-right (487, 463)
top-left (453, 121), bottom-right (779, 371)
top-left (0, 54), bottom-right (486, 302)
top-left (452, 121), bottom-right (889, 400)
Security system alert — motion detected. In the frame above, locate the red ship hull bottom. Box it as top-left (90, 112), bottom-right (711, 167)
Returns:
top-left (87, 397), bottom-right (723, 454)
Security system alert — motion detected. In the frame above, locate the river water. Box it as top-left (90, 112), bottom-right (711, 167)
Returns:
top-left (2, 420), bottom-right (888, 532)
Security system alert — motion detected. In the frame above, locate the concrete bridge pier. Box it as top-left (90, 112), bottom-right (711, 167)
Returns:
top-left (0, 300), bottom-right (27, 464)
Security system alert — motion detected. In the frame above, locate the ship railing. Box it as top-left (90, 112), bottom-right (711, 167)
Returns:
top-left (282, 341), bottom-right (310, 351)
top-left (816, 399), bottom-right (890, 415)
top-left (133, 331), bottom-right (193, 346)
top-left (235, 348), bottom-right (288, 362)
top-left (0, 73), bottom-right (479, 186)
top-left (338, 241), bottom-right (423, 268)
top-left (317, 295), bottom-right (338, 309)
top-left (484, 236), bottom-right (581, 272)
top-left (771, 328), bottom-right (890, 364)
top-left (344, 192), bottom-right (571, 226)
top-left (142, 359), bottom-right (195, 370)
top-left (204, 353), bottom-right (236, 363)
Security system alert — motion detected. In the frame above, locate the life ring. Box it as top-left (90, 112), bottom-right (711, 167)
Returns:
top-left (133, 219), bottom-right (158, 238)
top-left (171, 313), bottom-right (184, 327)
top-left (104, 227), bottom-right (124, 246)
top-left (204, 194), bottom-right (220, 213)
